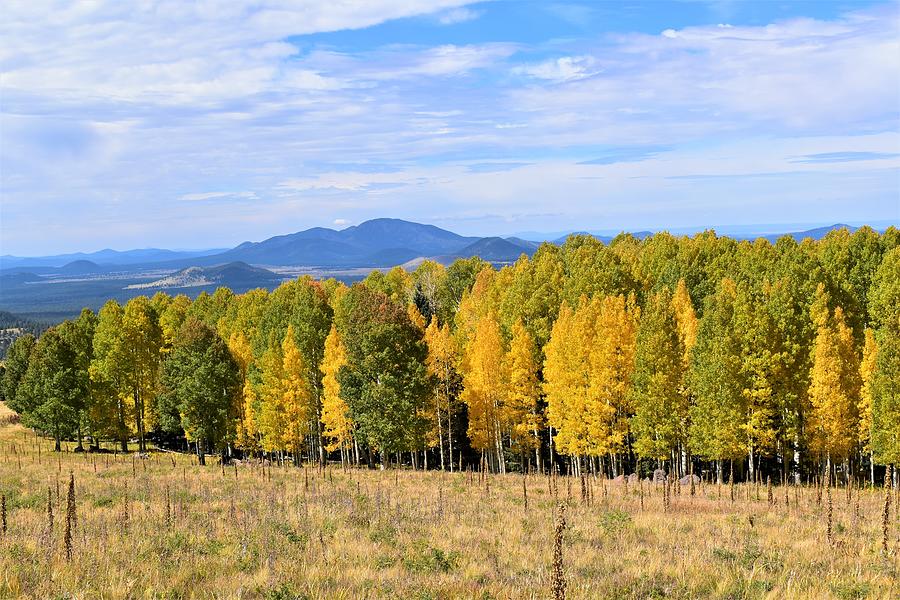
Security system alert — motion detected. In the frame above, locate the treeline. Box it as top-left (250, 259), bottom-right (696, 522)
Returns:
top-left (1, 227), bottom-right (898, 483)
top-left (0, 311), bottom-right (47, 358)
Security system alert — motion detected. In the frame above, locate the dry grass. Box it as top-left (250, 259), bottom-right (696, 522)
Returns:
top-left (0, 404), bottom-right (898, 599)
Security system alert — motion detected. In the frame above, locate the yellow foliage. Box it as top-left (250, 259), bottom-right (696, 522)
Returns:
top-left (808, 306), bottom-right (861, 460)
top-left (544, 300), bottom-right (595, 457)
top-left (503, 321), bottom-right (542, 453)
top-left (321, 325), bottom-right (352, 451)
top-left (858, 328), bottom-right (877, 451)
top-left (460, 314), bottom-right (505, 452)
top-left (587, 294), bottom-right (640, 455)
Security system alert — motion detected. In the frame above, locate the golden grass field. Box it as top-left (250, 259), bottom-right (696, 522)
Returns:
top-left (0, 401), bottom-right (897, 600)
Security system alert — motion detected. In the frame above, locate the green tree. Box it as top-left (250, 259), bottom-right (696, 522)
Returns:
top-left (58, 309), bottom-right (97, 450)
top-left (337, 285), bottom-right (432, 466)
top-left (90, 300), bottom-right (131, 451)
top-left (630, 288), bottom-right (685, 466)
top-left (157, 319), bottom-right (240, 465)
top-left (870, 248), bottom-right (900, 465)
top-left (15, 328), bottom-right (81, 450)
top-left (121, 296), bottom-right (163, 452)
top-left (1, 333), bottom-right (35, 408)
top-left (689, 279), bottom-right (745, 482)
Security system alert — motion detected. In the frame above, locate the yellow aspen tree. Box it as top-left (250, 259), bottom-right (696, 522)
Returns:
top-left (281, 325), bottom-right (312, 465)
top-left (424, 318), bottom-right (457, 471)
top-left (460, 313), bottom-right (507, 473)
top-left (258, 341), bottom-right (286, 456)
top-left (859, 328), bottom-right (877, 483)
top-left (671, 279), bottom-right (698, 368)
top-left (321, 325), bottom-right (353, 455)
top-left (588, 294), bottom-right (639, 468)
top-left (227, 332), bottom-right (255, 451)
top-left (808, 289), bottom-right (861, 463)
top-left (407, 303), bottom-right (426, 332)
top-left (544, 300), bottom-right (596, 460)
top-left (239, 382), bottom-right (260, 454)
top-left (503, 320), bottom-right (543, 465)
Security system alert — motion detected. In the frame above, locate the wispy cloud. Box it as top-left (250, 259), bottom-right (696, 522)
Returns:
top-left (513, 56), bottom-right (599, 82)
top-left (1, 1), bottom-right (897, 254)
top-left (180, 191), bottom-right (258, 202)
top-left (578, 146), bottom-right (671, 165)
top-left (791, 151), bottom-right (900, 164)
top-left (437, 7), bottom-right (482, 25)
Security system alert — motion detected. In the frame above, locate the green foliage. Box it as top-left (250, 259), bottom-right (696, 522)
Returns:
top-left (157, 319), bottom-right (241, 456)
top-left (630, 288), bottom-right (685, 460)
top-left (337, 284), bottom-right (433, 455)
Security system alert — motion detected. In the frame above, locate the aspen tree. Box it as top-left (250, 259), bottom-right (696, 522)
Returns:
top-left (460, 314), bottom-right (506, 472)
top-left (808, 286), bottom-right (861, 463)
top-left (424, 319), bottom-right (458, 471)
top-left (504, 320), bottom-right (543, 465)
top-left (587, 294), bottom-right (639, 469)
top-left (321, 325), bottom-right (352, 456)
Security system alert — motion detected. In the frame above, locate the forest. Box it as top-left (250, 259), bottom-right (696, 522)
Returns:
top-left (2, 226), bottom-right (899, 485)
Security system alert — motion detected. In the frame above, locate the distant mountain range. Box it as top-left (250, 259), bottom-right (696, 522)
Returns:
top-left (2, 219), bottom-right (876, 272)
top-left (0, 219), bottom-right (888, 323)
top-left (0, 247), bottom-right (226, 270)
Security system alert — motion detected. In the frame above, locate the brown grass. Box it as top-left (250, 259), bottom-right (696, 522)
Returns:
top-left (0, 402), bottom-right (898, 599)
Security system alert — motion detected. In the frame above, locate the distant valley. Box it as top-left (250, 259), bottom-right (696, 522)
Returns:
top-left (0, 218), bottom-right (878, 322)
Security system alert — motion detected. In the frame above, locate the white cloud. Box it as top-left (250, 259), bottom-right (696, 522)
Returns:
top-left (0, 1), bottom-right (477, 103)
top-left (180, 191), bottom-right (258, 201)
top-left (437, 7), bottom-right (482, 25)
top-left (1, 2), bottom-right (897, 253)
top-left (513, 56), bottom-right (598, 81)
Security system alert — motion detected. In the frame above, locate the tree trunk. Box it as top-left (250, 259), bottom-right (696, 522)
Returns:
top-left (197, 440), bottom-right (206, 466)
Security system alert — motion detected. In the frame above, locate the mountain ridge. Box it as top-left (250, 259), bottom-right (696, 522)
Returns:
top-left (1, 220), bottom-right (886, 272)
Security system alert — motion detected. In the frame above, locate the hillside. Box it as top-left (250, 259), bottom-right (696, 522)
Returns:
top-left (127, 262), bottom-right (282, 290)
top-left (0, 311), bottom-right (46, 358)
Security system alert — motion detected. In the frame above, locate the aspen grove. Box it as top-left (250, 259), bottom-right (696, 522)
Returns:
top-left (3, 227), bottom-right (899, 485)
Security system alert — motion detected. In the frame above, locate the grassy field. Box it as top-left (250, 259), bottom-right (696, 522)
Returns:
top-left (0, 401), bottom-right (897, 599)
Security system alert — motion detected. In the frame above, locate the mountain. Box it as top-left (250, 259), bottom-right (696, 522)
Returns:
top-left (0, 247), bottom-right (227, 269)
top-left (2, 220), bottom-right (886, 275)
top-left (190, 218), bottom-right (481, 268)
top-left (452, 237), bottom-right (537, 262)
top-left (758, 223), bottom-right (857, 243)
top-left (59, 260), bottom-right (105, 275)
top-left (126, 262), bottom-right (282, 290)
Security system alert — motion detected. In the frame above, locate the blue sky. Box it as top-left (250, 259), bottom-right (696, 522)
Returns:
top-left (1, 0), bottom-right (898, 255)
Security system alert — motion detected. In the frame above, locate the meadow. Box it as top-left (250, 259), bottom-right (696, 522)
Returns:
top-left (0, 402), bottom-right (897, 600)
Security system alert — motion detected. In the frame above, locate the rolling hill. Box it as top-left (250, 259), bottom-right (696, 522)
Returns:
top-left (127, 262), bottom-right (283, 290)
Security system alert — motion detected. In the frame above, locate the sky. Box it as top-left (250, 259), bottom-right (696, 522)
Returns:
top-left (1, 0), bottom-right (899, 255)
